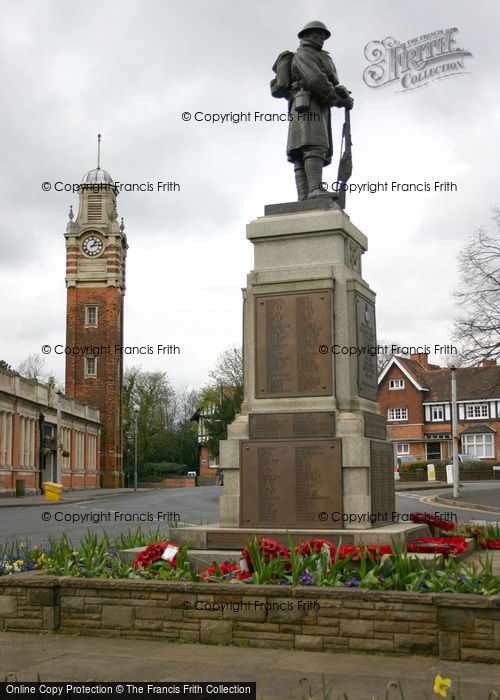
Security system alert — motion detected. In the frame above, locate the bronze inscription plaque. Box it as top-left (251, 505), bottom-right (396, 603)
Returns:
top-left (240, 439), bottom-right (342, 528)
top-left (355, 294), bottom-right (378, 401)
top-left (255, 291), bottom-right (332, 398)
top-left (364, 412), bottom-right (387, 439)
top-left (249, 412), bottom-right (335, 439)
top-left (370, 441), bottom-right (396, 526)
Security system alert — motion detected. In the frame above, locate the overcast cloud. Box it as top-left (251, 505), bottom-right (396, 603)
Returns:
top-left (1, 0), bottom-right (498, 389)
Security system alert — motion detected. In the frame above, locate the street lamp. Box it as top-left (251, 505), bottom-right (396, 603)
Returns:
top-left (133, 404), bottom-right (140, 493)
top-left (56, 390), bottom-right (64, 483)
top-left (447, 358), bottom-right (460, 498)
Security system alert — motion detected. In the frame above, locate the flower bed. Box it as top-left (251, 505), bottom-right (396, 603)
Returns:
top-left (1, 520), bottom-right (499, 596)
top-left (126, 535), bottom-right (499, 595)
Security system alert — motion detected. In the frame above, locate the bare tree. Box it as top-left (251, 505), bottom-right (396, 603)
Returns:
top-left (17, 353), bottom-right (47, 380)
top-left (208, 345), bottom-right (243, 390)
top-left (376, 339), bottom-right (409, 373)
top-left (195, 345), bottom-right (244, 459)
top-left (453, 209), bottom-right (500, 365)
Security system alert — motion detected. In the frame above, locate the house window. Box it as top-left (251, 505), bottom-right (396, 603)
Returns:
top-left (431, 405), bottom-right (445, 421)
top-left (396, 443), bottom-right (410, 454)
top-left (461, 433), bottom-right (494, 458)
top-left (208, 455), bottom-right (219, 468)
top-left (389, 379), bottom-right (405, 390)
top-left (85, 305), bottom-right (98, 327)
top-left (388, 407), bottom-right (408, 421)
top-left (85, 357), bottom-right (97, 377)
top-left (465, 403), bottom-right (489, 419)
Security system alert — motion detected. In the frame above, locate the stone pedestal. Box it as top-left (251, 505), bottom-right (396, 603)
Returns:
top-left (217, 198), bottom-right (396, 533)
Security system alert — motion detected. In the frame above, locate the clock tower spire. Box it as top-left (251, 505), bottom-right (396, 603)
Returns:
top-left (64, 143), bottom-right (127, 487)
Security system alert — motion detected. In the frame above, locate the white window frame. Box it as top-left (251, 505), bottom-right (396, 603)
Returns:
top-left (465, 403), bottom-right (489, 419)
top-left (84, 356), bottom-right (97, 377)
top-left (389, 379), bottom-right (405, 390)
top-left (431, 405), bottom-right (445, 422)
top-left (85, 305), bottom-right (98, 327)
top-left (396, 443), bottom-right (410, 455)
top-left (461, 433), bottom-right (494, 458)
top-left (388, 407), bottom-right (408, 421)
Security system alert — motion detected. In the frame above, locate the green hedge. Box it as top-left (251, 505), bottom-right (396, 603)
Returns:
top-left (140, 462), bottom-right (194, 482)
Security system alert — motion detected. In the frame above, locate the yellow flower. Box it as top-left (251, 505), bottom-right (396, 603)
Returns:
top-left (14, 559), bottom-right (23, 566)
top-left (434, 674), bottom-right (452, 697)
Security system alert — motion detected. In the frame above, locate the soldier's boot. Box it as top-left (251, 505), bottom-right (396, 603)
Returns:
top-left (294, 163), bottom-right (309, 201)
top-left (304, 156), bottom-right (327, 198)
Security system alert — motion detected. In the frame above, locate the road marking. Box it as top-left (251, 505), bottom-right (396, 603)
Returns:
top-left (420, 495), bottom-right (490, 513)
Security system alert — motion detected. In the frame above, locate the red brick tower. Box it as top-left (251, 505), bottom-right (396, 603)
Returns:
top-left (64, 139), bottom-right (127, 487)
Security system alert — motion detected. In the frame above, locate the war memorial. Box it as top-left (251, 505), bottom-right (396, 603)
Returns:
top-left (175, 21), bottom-right (425, 552)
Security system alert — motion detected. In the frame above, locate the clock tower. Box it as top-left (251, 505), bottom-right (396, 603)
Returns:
top-left (64, 142), bottom-right (127, 487)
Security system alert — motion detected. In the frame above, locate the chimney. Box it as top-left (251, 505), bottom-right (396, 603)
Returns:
top-left (482, 359), bottom-right (497, 368)
top-left (410, 353), bottom-right (429, 366)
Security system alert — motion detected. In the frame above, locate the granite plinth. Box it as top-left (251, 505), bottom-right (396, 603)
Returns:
top-left (173, 523), bottom-right (429, 550)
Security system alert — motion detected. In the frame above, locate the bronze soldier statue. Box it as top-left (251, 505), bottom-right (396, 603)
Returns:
top-left (272, 21), bottom-right (354, 201)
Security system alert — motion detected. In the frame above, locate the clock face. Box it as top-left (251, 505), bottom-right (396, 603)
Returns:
top-left (82, 235), bottom-right (104, 257)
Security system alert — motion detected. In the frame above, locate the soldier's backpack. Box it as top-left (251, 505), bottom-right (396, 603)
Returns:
top-left (270, 50), bottom-right (294, 99)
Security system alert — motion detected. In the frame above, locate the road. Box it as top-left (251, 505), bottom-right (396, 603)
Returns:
top-left (0, 487), bottom-right (221, 547)
top-left (397, 482), bottom-right (500, 524)
top-left (0, 483), bottom-right (498, 547)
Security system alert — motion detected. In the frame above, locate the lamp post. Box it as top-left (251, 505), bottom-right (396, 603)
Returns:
top-left (56, 390), bottom-right (64, 483)
top-left (447, 358), bottom-right (460, 498)
top-left (133, 404), bottom-right (140, 493)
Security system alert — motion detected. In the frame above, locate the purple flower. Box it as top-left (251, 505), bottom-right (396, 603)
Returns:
top-left (344, 578), bottom-right (360, 587)
top-left (299, 571), bottom-right (315, 585)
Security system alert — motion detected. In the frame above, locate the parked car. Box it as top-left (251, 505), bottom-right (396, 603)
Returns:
top-left (396, 455), bottom-right (418, 470)
top-left (446, 454), bottom-right (479, 466)
top-left (394, 455), bottom-right (418, 479)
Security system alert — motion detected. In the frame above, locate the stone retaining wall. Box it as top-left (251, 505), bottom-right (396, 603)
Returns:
top-left (1, 576), bottom-right (499, 662)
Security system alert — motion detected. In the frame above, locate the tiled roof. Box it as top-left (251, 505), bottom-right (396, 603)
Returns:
top-left (460, 423), bottom-right (496, 434)
top-left (394, 357), bottom-right (500, 401)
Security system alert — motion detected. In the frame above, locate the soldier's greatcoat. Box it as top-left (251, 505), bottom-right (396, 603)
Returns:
top-left (286, 39), bottom-right (340, 165)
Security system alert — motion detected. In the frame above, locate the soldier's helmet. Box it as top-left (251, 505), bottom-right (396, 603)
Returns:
top-left (298, 21), bottom-right (331, 39)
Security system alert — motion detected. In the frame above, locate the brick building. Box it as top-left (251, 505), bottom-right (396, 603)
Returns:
top-left (64, 152), bottom-right (128, 487)
top-left (378, 353), bottom-right (500, 463)
top-left (0, 370), bottom-right (100, 494)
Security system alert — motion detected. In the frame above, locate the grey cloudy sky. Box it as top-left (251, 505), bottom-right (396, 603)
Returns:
top-left (1, 0), bottom-right (498, 389)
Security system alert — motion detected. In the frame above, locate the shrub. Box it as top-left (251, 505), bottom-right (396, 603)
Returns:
top-left (140, 462), bottom-right (192, 481)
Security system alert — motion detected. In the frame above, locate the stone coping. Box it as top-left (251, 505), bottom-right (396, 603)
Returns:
top-left (2, 573), bottom-right (499, 608)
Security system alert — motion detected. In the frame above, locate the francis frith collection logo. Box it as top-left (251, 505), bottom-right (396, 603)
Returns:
top-left (363, 27), bottom-right (472, 92)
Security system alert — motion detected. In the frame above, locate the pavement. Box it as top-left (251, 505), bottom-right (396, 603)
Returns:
top-left (430, 486), bottom-right (500, 514)
top-left (0, 631), bottom-right (499, 699)
top-left (0, 487), bottom-right (153, 507)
